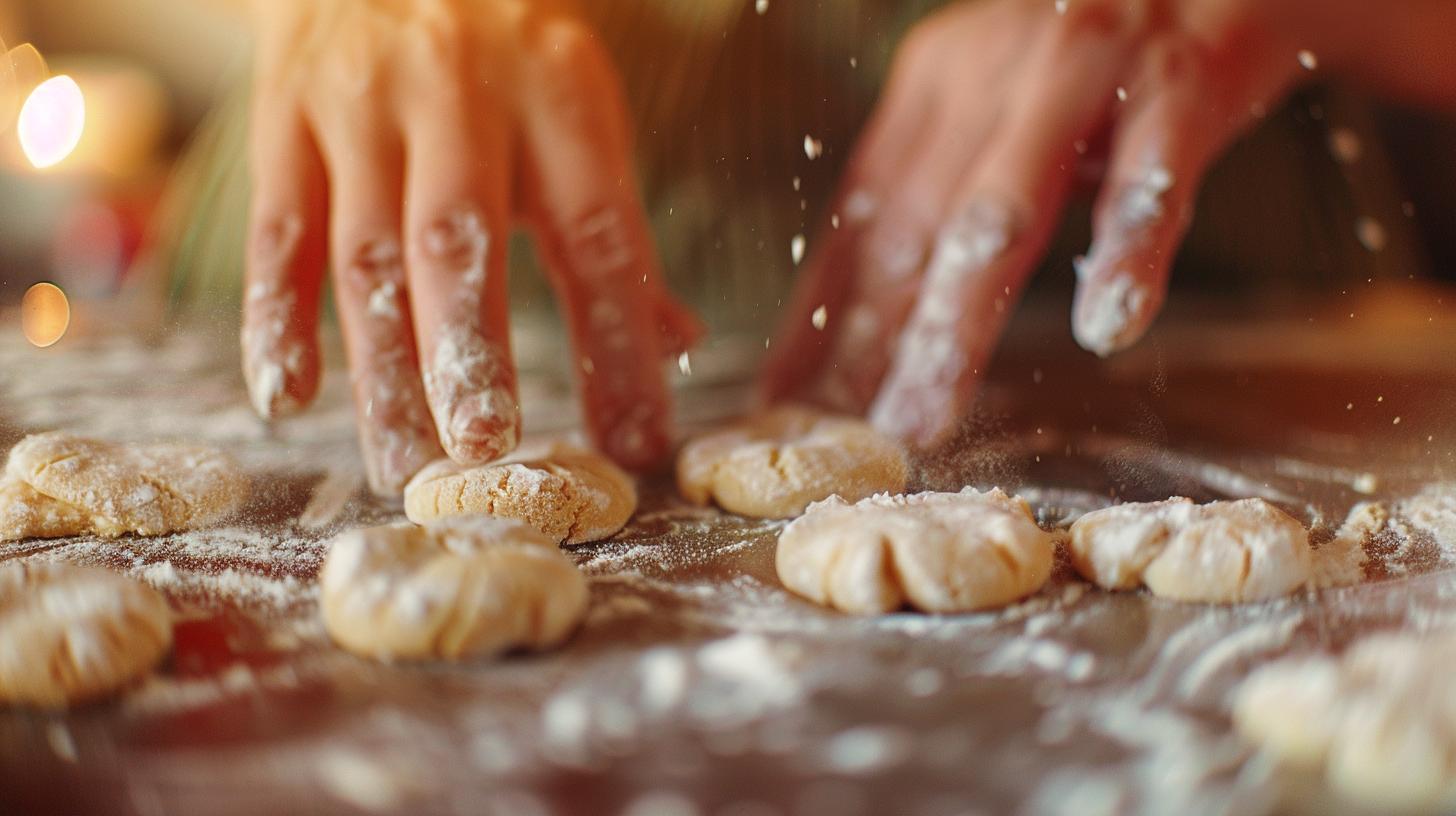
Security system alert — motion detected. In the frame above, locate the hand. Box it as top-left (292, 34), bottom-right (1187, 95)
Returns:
top-left (759, 0), bottom-right (1456, 450)
top-left (242, 0), bottom-right (702, 495)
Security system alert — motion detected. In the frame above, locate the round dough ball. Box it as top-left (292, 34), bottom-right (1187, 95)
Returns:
top-left (1, 432), bottom-right (249, 540)
top-left (677, 406), bottom-right (909, 519)
top-left (1232, 658), bottom-right (1345, 767)
top-left (1233, 632), bottom-right (1456, 811)
top-left (1068, 498), bottom-right (1311, 603)
top-left (0, 562), bottom-right (172, 707)
top-left (776, 487), bottom-right (1054, 614)
top-left (403, 441), bottom-right (636, 545)
top-left (320, 516), bottom-right (589, 661)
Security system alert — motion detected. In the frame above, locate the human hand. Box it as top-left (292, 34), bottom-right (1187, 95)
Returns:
top-left (759, 0), bottom-right (1456, 450)
top-left (242, 0), bottom-right (701, 495)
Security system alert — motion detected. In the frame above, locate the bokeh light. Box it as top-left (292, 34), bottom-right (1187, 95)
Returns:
top-left (21, 282), bottom-right (70, 347)
top-left (17, 74), bottom-right (84, 169)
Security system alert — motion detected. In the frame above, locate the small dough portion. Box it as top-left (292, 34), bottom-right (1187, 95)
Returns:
top-left (0, 562), bottom-right (172, 707)
top-left (0, 432), bottom-right (249, 540)
top-left (678, 406), bottom-right (909, 519)
top-left (776, 487), bottom-right (1055, 614)
top-left (1233, 632), bottom-right (1456, 812)
top-left (320, 516), bottom-right (589, 661)
top-left (1068, 498), bottom-right (1311, 603)
top-left (403, 441), bottom-right (636, 544)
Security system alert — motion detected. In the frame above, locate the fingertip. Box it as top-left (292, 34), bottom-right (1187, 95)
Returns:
top-left (1071, 270), bottom-right (1158, 357)
top-left (241, 274), bottom-right (321, 420)
top-left (656, 296), bottom-right (705, 358)
top-left (436, 388), bottom-right (521, 465)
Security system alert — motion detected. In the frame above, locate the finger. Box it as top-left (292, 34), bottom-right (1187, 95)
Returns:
top-left (518, 20), bottom-right (694, 469)
top-left (763, 0), bottom-right (1042, 413)
top-left (242, 97), bottom-right (328, 419)
top-left (311, 104), bottom-right (444, 495)
top-left (399, 76), bottom-right (518, 466)
top-left (871, 3), bottom-right (1135, 448)
top-left (754, 12), bottom-right (947, 408)
top-left (1073, 36), bottom-right (1293, 356)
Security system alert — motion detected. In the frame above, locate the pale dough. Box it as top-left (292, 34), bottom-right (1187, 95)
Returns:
top-left (677, 406), bottom-right (909, 519)
top-left (1067, 498), bottom-right (1311, 603)
top-left (1234, 632), bottom-right (1456, 811)
top-left (319, 516), bottom-right (589, 661)
top-left (0, 432), bottom-right (249, 540)
top-left (403, 441), bottom-right (636, 544)
top-left (775, 487), bottom-right (1055, 614)
top-left (0, 562), bottom-right (172, 707)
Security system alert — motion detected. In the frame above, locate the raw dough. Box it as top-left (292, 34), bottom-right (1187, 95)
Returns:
top-left (1234, 632), bottom-right (1456, 811)
top-left (0, 432), bottom-right (249, 540)
top-left (403, 441), bottom-right (636, 544)
top-left (0, 562), bottom-right (172, 707)
top-left (1067, 498), bottom-right (1311, 603)
top-left (677, 405), bottom-right (909, 519)
top-left (319, 516), bottom-right (589, 661)
top-left (775, 487), bottom-right (1054, 614)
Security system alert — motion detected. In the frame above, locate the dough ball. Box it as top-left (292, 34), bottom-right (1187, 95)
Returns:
top-left (0, 432), bottom-right (249, 540)
top-left (320, 516), bottom-right (589, 661)
top-left (677, 406), bottom-right (909, 519)
top-left (403, 441), bottom-right (636, 545)
top-left (775, 487), bottom-right (1054, 614)
top-left (0, 562), bottom-right (172, 707)
top-left (1233, 632), bottom-right (1456, 811)
top-left (1068, 498), bottom-right (1311, 603)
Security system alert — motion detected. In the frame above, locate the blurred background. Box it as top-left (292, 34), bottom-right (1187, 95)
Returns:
top-left (1, 0), bottom-right (1454, 342)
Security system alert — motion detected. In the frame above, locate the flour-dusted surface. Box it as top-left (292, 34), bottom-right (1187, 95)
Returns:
top-left (3, 303), bottom-right (1456, 815)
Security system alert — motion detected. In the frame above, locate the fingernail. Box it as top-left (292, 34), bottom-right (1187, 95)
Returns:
top-left (1073, 273), bottom-right (1152, 357)
top-left (425, 326), bottom-right (519, 463)
top-left (422, 210), bottom-right (489, 281)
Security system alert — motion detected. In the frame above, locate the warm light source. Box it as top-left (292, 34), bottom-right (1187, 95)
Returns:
top-left (21, 282), bottom-right (70, 347)
top-left (17, 75), bottom-right (84, 169)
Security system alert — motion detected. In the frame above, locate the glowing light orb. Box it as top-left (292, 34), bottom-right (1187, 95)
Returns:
top-left (17, 75), bottom-right (84, 169)
top-left (21, 282), bottom-right (70, 347)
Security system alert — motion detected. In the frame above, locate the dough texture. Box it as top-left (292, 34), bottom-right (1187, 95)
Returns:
top-left (1068, 498), bottom-right (1311, 603)
top-left (0, 432), bottom-right (249, 540)
top-left (1234, 632), bottom-right (1456, 811)
top-left (320, 516), bottom-right (589, 661)
top-left (0, 562), bottom-right (172, 707)
top-left (677, 406), bottom-right (909, 519)
top-left (776, 488), bottom-right (1055, 614)
top-left (403, 441), bottom-right (636, 544)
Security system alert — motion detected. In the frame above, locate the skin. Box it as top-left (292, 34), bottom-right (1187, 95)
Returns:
top-left (243, 0), bottom-right (701, 496)
top-left (759, 0), bottom-right (1456, 451)
top-left (245, 0), bottom-right (1456, 488)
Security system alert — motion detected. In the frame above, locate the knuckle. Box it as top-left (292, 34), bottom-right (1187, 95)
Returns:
top-left (416, 206), bottom-right (490, 272)
top-left (248, 214), bottom-right (304, 275)
top-left (342, 237), bottom-right (405, 292)
top-left (562, 205), bottom-right (636, 279)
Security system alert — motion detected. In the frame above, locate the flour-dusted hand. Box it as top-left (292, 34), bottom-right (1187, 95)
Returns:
top-left (760, 0), bottom-right (1456, 450)
top-left (242, 0), bottom-right (702, 495)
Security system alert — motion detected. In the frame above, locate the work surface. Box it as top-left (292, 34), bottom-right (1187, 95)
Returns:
top-left (2, 289), bottom-right (1456, 816)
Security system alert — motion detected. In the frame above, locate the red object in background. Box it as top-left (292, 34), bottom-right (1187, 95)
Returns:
top-left (48, 179), bottom-right (158, 297)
